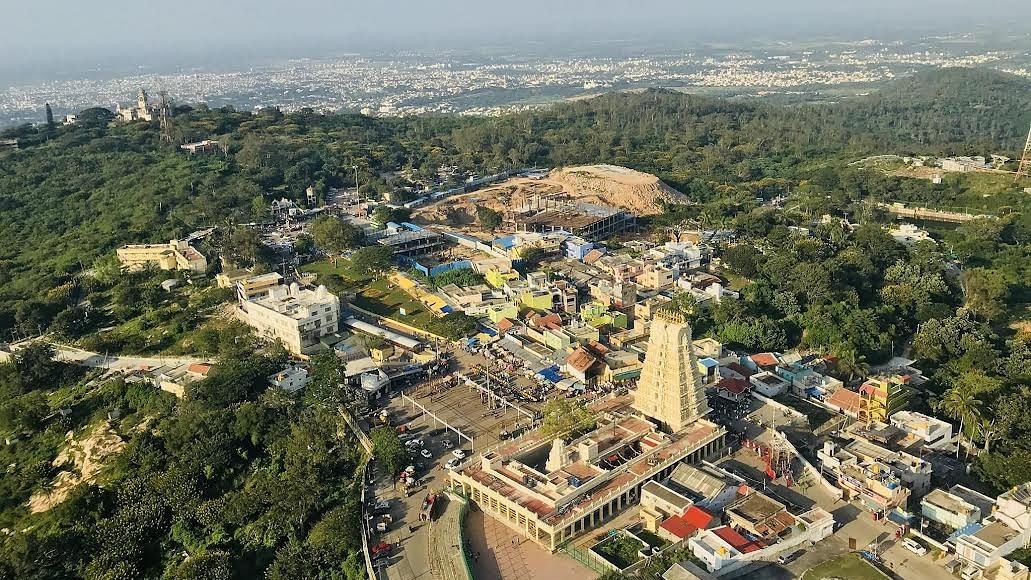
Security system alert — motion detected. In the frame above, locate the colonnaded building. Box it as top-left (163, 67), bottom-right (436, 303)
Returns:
top-left (448, 309), bottom-right (726, 551)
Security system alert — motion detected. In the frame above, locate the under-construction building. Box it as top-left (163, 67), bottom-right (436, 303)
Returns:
top-left (513, 196), bottom-right (635, 240)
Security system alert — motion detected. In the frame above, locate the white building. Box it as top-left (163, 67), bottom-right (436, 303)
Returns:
top-left (238, 283), bottom-right (340, 356)
top-left (889, 223), bottom-right (935, 247)
top-left (268, 365), bottom-right (310, 393)
top-left (890, 410), bottom-right (953, 449)
top-left (922, 488), bottom-right (982, 530)
top-left (955, 521), bottom-right (1025, 571)
top-left (641, 480), bottom-right (693, 518)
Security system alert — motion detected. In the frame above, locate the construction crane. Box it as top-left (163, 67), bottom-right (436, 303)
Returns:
top-left (1016, 124), bottom-right (1031, 182)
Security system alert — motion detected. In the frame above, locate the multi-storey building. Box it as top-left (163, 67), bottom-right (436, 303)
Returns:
top-left (859, 374), bottom-right (912, 426)
top-left (237, 283), bottom-right (340, 356)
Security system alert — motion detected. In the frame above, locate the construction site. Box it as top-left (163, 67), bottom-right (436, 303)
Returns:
top-left (411, 165), bottom-right (691, 239)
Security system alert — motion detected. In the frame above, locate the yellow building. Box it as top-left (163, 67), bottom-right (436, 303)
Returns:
top-left (116, 239), bottom-right (207, 273)
top-left (487, 303), bottom-right (519, 324)
top-left (486, 268), bottom-right (520, 289)
top-left (234, 273), bottom-right (285, 301)
top-left (859, 374), bottom-right (911, 425)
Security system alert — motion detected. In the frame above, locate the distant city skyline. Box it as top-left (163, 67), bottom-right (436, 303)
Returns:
top-left (3, 0), bottom-right (1031, 84)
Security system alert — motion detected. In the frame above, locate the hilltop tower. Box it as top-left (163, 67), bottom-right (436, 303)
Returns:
top-left (1017, 124), bottom-right (1031, 182)
top-left (632, 309), bottom-right (710, 432)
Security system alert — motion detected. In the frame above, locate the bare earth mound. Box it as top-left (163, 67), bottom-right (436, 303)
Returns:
top-left (28, 422), bottom-right (126, 513)
top-left (411, 164), bottom-right (686, 232)
top-left (550, 164), bottom-right (689, 215)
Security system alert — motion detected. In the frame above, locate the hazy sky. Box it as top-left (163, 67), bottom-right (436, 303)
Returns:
top-left (3, 0), bottom-right (1030, 71)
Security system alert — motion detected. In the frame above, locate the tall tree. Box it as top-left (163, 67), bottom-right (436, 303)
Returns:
top-left (935, 382), bottom-right (984, 459)
top-left (961, 268), bottom-right (1008, 322)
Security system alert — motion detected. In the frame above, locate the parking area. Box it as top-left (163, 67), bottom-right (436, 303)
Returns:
top-left (389, 368), bottom-right (543, 455)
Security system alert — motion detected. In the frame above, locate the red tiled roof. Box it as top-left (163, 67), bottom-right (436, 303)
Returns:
top-left (750, 353), bottom-right (780, 368)
top-left (682, 506), bottom-right (714, 529)
top-left (566, 347), bottom-right (600, 374)
top-left (660, 516), bottom-right (698, 540)
top-left (587, 340), bottom-right (611, 355)
top-left (828, 387), bottom-right (862, 412)
top-left (712, 526), bottom-right (764, 554)
top-left (725, 362), bottom-right (755, 378)
top-left (718, 377), bottom-right (751, 395)
top-left (532, 312), bottom-right (562, 329)
top-left (497, 318), bottom-right (515, 333)
top-left (188, 363), bottom-right (213, 375)
top-left (584, 249), bottom-right (605, 264)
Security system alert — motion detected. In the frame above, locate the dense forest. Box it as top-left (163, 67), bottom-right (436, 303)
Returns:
top-left (1, 67), bottom-right (1029, 337)
top-left (0, 67), bottom-right (1030, 578)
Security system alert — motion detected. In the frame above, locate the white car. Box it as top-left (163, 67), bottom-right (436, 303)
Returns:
top-left (451, 449), bottom-right (467, 460)
top-left (445, 458), bottom-right (461, 470)
top-left (902, 538), bottom-right (928, 556)
top-left (420, 448), bottom-right (432, 459)
top-left (405, 438), bottom-right (423, 448)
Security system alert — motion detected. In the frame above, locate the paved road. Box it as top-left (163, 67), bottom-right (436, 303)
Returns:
top-left (7, 338), bottom-right (209, 372)
top-left (52, 344), bottom-right (208, 371)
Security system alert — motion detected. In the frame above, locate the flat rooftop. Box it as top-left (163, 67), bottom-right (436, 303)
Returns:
top-left (726, 492), bottom-right (786, 525)
top-left (923, 489), bottom-right (978, 517)
top-left (972, 521), bottom-right (1021, 549)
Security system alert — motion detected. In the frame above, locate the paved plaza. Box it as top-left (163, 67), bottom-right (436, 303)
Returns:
top-left (466, 510), bottom-right (595, 580)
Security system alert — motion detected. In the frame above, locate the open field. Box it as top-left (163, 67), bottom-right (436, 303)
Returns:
top-left (800, 553), bottom-right (886, 580)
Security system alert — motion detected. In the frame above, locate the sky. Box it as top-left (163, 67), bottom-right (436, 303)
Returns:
top-left (2, 0), bottom-right (1031, 77)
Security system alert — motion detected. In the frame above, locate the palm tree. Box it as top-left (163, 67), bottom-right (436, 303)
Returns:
top-left (834, 345), bottom-right (869, 384)
top-left (935, 384), bottom-right (983, 459)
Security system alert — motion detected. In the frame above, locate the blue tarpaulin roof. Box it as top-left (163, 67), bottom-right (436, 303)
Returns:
top-left (950, 522), bottom-right (983, 541)
top-left (440, 305), bottom-right (453, 314)
top-left (494, 236), bottom-right (516, 249)
top-left (536, 366), bottom-right (563, 384)
top-left (887, 509), bottom-right (914, 526)
top-left (478, 324), bottom-right (497, 337)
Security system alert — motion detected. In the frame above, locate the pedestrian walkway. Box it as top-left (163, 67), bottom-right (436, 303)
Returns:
top-left (427, 493), bottom-right (473, 580)
top-left (466, 509), bottom-right (595, 580)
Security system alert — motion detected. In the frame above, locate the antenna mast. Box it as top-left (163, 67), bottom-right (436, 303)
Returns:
top-left (1016, 124), bottom-right (1031, 182)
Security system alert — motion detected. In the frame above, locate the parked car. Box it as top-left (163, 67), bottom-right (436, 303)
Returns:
top-left (902, 538), bottom-right (928, 556)
top-left (441, 439), bottom-right (454, 449)
top-left (420, 448), bottom-right (432, 459)
top-left (371, 541), bottom-right (392, 560)
top-left (962, 565), bottom-right (981, 580)
top-left (371, 500), bottom-right (390, 511)
top-left (778, 550), bottom-right (803, 565)
top-left (445, 458), bottom-right (461, 470)
top-left (452, 449), bottom-right (467, 460)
